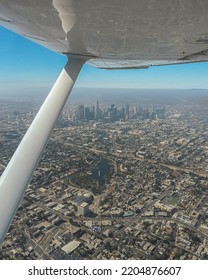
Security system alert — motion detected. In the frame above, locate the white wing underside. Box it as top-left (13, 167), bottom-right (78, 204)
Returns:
top-left (1, 0), bottom-right (208, 69)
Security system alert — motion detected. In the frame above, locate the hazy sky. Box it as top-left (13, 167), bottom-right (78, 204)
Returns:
top-left (1, 26), bottom-right (208, 93)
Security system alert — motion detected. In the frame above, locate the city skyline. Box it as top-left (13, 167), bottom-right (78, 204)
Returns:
top-left (1, 26), bottom-right (208, 94)
top-left (74, 102), bottom-right (165, 123)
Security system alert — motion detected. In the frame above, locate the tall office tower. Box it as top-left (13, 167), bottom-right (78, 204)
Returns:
top-left (96, 101), bottom-right (100, 119)
top-left (90, 105), bottom-right (95, 119)
top-left (84, 107), bottom-right (90, 120)
top-left (121, 107), bottom-right (125, 120)
top-left (112, 133), bottom-right (116, 151)
top-left (125, 104), bottom-right (129, 120)
top-left (108, 111), bottom-right (113, 122)
top-left (77, 105), bottom-right (85, 120)
top-left (134, 106), bottom-right (138, 115)
top-left (110, 104), bottom-right (116, 122)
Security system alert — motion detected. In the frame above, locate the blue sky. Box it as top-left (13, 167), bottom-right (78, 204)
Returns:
top-left (1, 26), bottom-right (208, 93)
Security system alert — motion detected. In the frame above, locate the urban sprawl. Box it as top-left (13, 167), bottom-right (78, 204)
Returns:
top-left (0, 96), bottom-right (208, 260)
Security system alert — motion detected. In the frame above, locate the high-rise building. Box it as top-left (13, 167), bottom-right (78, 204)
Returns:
top-left (108, 111), bottom-right (113, 122)
top-left (77, 105), bottom-right (84, 120)
top-left (84, 107), bottom-right (90, 120)
top-left (125, 104), bottom-right (129, 119)
top-left (77, 202), bottom-right (89, 216)
top-left (90, 105), bottom-right (95, 120)
top-left (110, 104), bottom-right (116, 122)
top-left (96, 101), bottom-right (100, 119)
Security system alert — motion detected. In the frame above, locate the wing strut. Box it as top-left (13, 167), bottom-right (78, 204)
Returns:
top-left (0, 57), bottom-right (85, 244)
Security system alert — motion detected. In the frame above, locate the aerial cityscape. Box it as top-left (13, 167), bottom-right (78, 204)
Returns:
top-left (0, 88), bottom-right (208, 260)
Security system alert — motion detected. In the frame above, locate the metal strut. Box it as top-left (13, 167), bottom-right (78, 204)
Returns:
top-left (0, 57), bottom-right (85, 244)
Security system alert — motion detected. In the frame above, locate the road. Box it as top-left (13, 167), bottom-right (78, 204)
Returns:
top-left (17, 226), bottom-right (51, 260)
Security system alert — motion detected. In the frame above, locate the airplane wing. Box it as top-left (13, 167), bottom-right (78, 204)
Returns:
top-left (1, 0), bottom-right (208, 245)
top-left (1, 0), bottom-right (208, 69)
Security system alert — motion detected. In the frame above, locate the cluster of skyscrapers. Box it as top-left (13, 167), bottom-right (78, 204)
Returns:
top-left (76, 102), bottom-right (166, 122)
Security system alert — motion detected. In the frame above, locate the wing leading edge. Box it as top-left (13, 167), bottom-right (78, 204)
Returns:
top-left (1, 0), bottom-right (208, 69)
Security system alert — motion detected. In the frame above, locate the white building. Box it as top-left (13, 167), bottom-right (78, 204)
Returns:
top-left (77, 202), bottom-right (89, 216)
